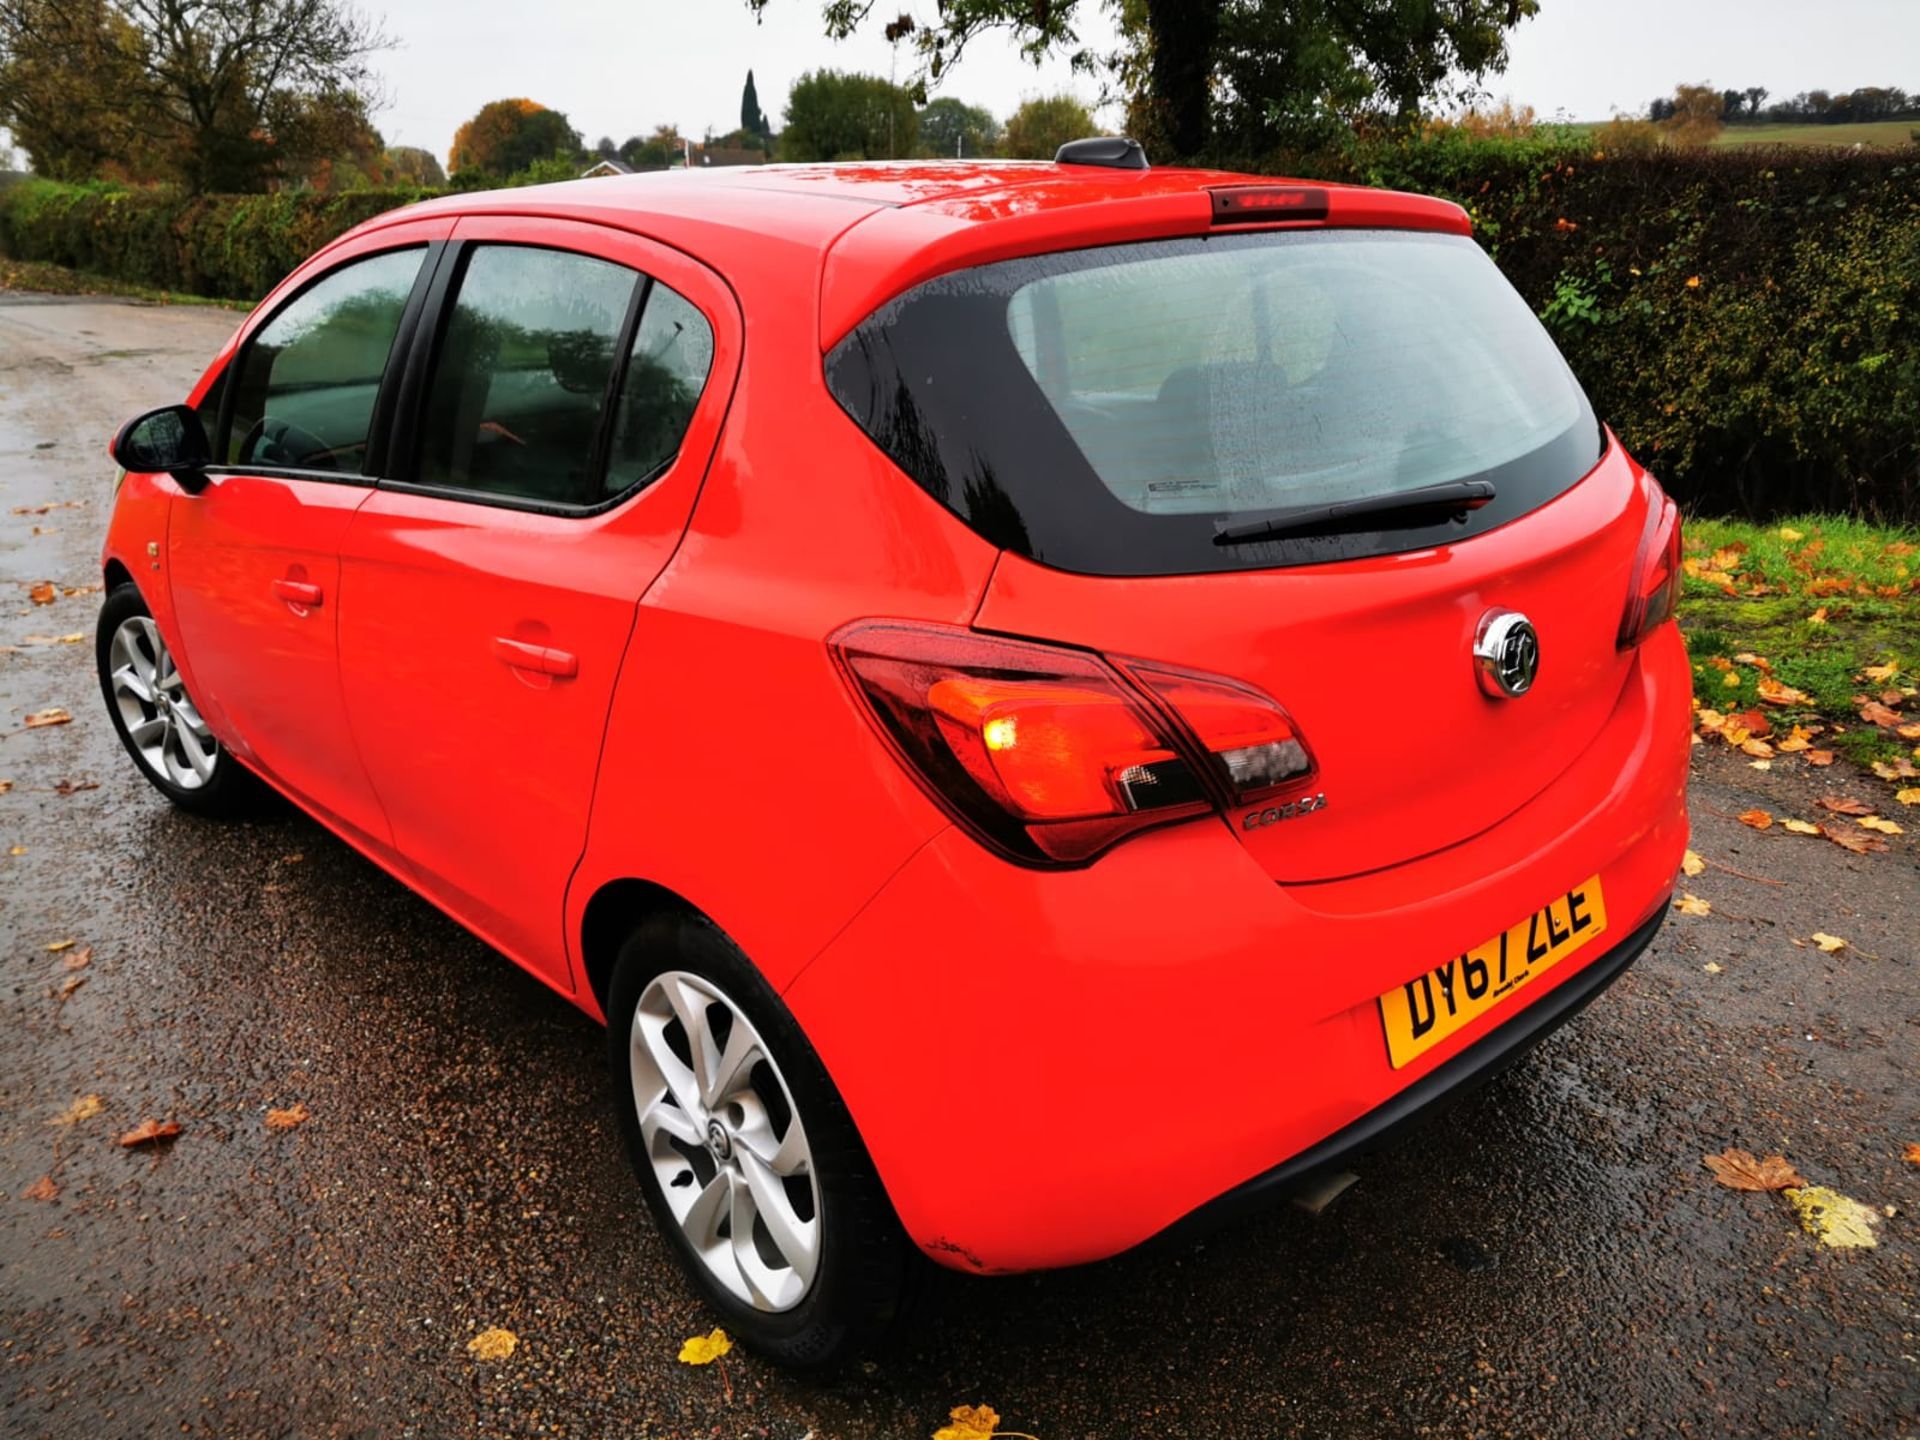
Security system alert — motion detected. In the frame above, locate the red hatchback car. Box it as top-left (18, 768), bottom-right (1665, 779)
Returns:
top-left (98, 146), bottom-right (1690, 1365)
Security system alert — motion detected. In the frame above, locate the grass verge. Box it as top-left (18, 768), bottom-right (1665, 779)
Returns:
top-left (1680, 514), bottom-right (1920, 778)
top-left (0, 257), bottom-right (253, 310)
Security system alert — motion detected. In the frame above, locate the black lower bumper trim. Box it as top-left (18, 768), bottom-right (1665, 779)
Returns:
top-left (1151, 901), bottom-right (1669, 1249)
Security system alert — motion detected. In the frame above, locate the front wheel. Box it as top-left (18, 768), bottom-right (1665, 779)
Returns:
top-left (96, 583), bottom-right (267, 818)
top-left (606, 913), bottom-right (919, 1367)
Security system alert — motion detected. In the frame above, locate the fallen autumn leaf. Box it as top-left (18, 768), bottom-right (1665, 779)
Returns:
top-left (1681, 850), bottom-right (1705, 877)
top-left (117, 1119), bottom-right (181, 1148)
top-left (51, 1094), bottom-right (103, 1126)
top-left (1781, 819), bottom-right (1821, 835)
top-left (1704, 1148), bottom-right (1806, 1192)
top-left (22, 708), bottom-right (72, 729)
top-left (265, 1103), bottom-right (309, 1132)
top-left (1737, 808), bottom-right (1772, 830)
top-left (1811, 933), bottom-right (1847, 953)
top-left (1674, 892), bottom-right (1712, 916)
top-left (22, 1174), bottom-right (58, 1202)
top-left (1786, 1186), bottom-right (1879, 1249)
top-left (678, 1328), bottom-right (734, 1365)
top-left (466, 1327), bottom-right (518, 1362)
top-left (1822, 824), bottom-right (1889, 855)
top-left (1817, 796), bottom-right (1875, 816)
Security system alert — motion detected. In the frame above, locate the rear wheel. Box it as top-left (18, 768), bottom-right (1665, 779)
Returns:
top-left (606, 913), bottom-right (919, 1367)
top-left (96, 583), bottom-right (266, 818)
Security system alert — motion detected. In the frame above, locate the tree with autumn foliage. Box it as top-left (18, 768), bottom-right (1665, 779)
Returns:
top-left (0, 0), bottom-right (389, 191)
top-left (447, 98), bottom-right (583, 178)
top-left (1660, 83), bottom-right (1725, 148)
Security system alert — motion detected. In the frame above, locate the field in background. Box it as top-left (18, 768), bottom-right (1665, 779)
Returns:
top-left (1565, 119), bottom-right (1915, 148)
top-left (1715, 120), bottom-right (1916, 149)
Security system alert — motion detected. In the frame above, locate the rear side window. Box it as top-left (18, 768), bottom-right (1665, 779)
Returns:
top-left (416, 245), bottom-right (636, 506)
top-left (828, 230), bottom-right (1603, 575)
top-left (413, 246), bottom-right (714, 508)
top-left (227, 246), bottom-right (424, 474)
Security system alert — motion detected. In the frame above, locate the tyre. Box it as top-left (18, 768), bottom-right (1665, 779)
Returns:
top-left (606, 912), bottom-right (919, 1367)
top-left (96, 583), bottom-right (268, 818)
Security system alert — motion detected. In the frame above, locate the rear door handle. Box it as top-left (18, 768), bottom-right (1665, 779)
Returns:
top-left (493, 637), bottom-right (579, 679)
top-left (272, 578), bottom-right (323, 608)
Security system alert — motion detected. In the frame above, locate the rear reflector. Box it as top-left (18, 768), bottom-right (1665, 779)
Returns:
top-left (831, 622), bottom-right (1315, 866)
top-left (1618, 479), bottom-right (1682, 649)
top-left (1210, 186), bottom-right (1330, 224)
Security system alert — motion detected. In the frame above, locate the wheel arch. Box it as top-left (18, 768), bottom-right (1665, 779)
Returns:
top-left (578, 877), bottom-right (715, 1020)
top-left (103, 557), bottom-right (135, 592)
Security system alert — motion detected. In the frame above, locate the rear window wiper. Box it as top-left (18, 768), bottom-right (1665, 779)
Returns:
top-left (1212, 479), bottom-right (1497, 545)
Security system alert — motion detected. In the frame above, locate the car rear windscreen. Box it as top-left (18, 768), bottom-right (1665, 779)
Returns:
top-left (826, 229), bottom-right (1605, 575)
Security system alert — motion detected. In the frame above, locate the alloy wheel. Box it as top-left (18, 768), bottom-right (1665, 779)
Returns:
top-left (107, 615), bottom-right (219, 790)
top-left (630, 970), bottom-right (823, 1312)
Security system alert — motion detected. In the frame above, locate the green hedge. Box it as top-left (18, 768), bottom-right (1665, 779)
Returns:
top-left (4, 146), bottom-right (1917, 520)
top-left (0, 181), bottom-right (435, 304)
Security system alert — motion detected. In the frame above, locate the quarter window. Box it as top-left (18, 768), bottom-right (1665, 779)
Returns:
top-left (603, 282), bottom-right (714, 497)
top-left (415, 246), bottom-right (637, 507)
top-left (227, 247), bottom-right (424, 474)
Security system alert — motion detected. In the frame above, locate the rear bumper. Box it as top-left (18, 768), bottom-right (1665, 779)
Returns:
top-left (1150, 902), bottom-right (1666, 1250)
top-left (785, 626), bottom-right (1690, 1274)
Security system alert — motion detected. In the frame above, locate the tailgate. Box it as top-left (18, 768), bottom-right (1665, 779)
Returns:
top-left (972, 447), bottom-right (1647, 882)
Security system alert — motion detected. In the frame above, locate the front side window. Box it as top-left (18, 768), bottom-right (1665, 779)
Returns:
top-left (828, 230), bottom-right (1603, 575)
top-left (415, 246), bottom-right (637, 506)
top-left (227, 247), bottom-right (424, 473)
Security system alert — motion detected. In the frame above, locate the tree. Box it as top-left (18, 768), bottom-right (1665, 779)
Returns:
top-left (385, 144), bottom-right (445, 187)
top-left (593, 135), bottom-right (618, 160)
top-left (448, 98), bottom-right (582, 177)
top-left (1001, 93), bottom-right (1095, 159)
top-left (778, 69), bottom-right (917, 161)
top-left (0, 0), bottom-right (150, 180)
top-left (1742, 86), bottom-right (1768, 118)
top-left (749, 0), bottom-right (1537, 160)
top-left (916, 96), bottom-right (1000, 156)
top-left (0, 0), bottom-right (389, 191)
top-left (619, 125), bottom-right (686, 168)
top-left (268, 86), bottom-right (383, 190)
top-left (741, 68), bottom-right (771, 140)
top-left (1661, 83), bottom-right (1723, 148)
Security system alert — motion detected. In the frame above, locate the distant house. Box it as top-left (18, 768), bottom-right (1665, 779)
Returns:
top-left (692, 145), bottom-right (767, 168)
top-left (579, 158), bottom-right (634, 179)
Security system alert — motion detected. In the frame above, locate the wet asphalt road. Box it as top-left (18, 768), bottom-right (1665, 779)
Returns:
top-left (1, 294), bottom-right (1917, 1439)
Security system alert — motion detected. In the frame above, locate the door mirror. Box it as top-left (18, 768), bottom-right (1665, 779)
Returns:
top-left (111, 404), bottom-right (212, 492)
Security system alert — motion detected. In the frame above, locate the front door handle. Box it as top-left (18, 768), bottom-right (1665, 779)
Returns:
top-left (272, 578), bottom-right (323, 608)
top-left (493, 637), bottom-right (579, 679)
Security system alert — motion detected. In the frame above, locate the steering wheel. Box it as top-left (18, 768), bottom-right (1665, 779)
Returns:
top-left (238, 415), bottom-right (336, 470)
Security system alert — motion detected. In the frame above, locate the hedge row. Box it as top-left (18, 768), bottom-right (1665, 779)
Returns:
top-left (1305, 137), bottom-right (1920, 522)
top-left (0, 181), bottom-right (434, 304)
top-left (3, 146), bottom-right (1916, 521)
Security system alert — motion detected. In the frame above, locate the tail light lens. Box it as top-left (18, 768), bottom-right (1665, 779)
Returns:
top-left (1113, 662), bottom-right (1316, 804)
top-left (1619, 481), bottom-right (1682, 649)
top-left (831, 622), bottom-right (1314, 866)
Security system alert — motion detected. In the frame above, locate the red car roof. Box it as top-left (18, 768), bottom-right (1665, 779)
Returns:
top-left (366, 160), bottom-right (1472, 349)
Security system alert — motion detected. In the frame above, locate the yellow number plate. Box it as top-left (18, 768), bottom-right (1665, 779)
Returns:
top-left (1378, 876), bottom-right (1608, 1070)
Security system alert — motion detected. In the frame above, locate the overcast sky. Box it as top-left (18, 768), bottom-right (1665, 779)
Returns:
top-left (189, 0), bottom-right (1920, 159)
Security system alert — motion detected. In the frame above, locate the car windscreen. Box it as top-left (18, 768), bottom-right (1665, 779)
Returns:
top-left (826, 229), bottom-right (1604, 575)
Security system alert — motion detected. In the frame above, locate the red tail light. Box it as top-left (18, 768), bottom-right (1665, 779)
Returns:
top-left (831, 622), bottom-right (1314, 866)
top-left (1619, 481), bottom-right (1682, 649)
